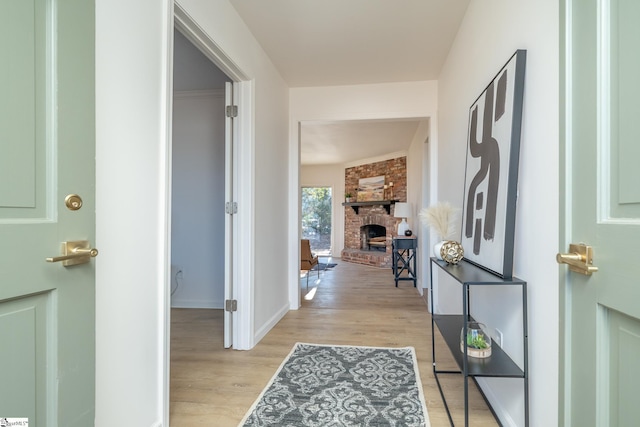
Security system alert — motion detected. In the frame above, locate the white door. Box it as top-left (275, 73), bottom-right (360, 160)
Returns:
top-left (224, 81), bottom-right (237, 348)
top-left (561, 0), bottom-right (640, 425)
top-left (0, 0), bottom-right (96, 425)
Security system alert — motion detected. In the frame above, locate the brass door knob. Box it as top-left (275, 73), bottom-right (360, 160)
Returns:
top-left (557, 243), bottom-right (598, 275)
top-left (46, 240), bottom-right (98, 267)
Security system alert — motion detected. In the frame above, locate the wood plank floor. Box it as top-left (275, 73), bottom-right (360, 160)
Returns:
top-left (170, 258), bottom-right (498, 426)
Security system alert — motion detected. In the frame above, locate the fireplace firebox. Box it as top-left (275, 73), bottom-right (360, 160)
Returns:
top-left (360, 224), bottom-right (387, 251)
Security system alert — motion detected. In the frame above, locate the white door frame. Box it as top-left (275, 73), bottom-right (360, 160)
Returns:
top-left (172, 3), bottom-right (253, 347)
top-left (172, 3), bottom-right (254, 340)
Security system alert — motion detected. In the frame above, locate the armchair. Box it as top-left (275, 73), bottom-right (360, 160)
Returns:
top-left (301, 239), bottom-right (320, 286)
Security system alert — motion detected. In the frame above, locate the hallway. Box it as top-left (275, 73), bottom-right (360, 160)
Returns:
top-left (170, 259), bottom-right (497, 426)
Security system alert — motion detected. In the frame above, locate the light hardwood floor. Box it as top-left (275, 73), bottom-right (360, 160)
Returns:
top-left (170, 259), bottom-right (498, 426)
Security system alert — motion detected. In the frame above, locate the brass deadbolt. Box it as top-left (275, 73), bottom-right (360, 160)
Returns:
top-left (65, 194), bottom-right (83, 211)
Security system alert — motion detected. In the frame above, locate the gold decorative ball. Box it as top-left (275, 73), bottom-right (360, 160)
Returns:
top-left (440, 240), bottom-right (464, 264)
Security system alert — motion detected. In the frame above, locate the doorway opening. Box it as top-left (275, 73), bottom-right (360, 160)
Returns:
top-left (294, 118), bottom-right (432, 306)
top-left (301, 186), bottom-right (332, 256)
top-left (168, 5), bottom-right (254, 424)
top-left (170, 27), bottom-right (230, 317)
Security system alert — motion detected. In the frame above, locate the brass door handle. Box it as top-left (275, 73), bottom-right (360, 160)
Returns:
top-left (46, 240), bottom-right (98, 267)
top-left (556, 243), bottom-right (598, 275)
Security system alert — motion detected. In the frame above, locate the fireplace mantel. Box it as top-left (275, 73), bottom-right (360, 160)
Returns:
top-left (342, 199), bottom-right (399, 215)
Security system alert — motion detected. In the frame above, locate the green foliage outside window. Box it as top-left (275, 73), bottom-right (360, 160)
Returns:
top-left (301, 187), bottom-right (332, 236)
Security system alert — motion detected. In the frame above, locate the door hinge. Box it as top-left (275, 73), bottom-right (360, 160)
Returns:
top-left (225, 299), bottom-right (237, 312)
top-left (225, 202), bottom-right (238, 215)
top-left (226, 105), bottom-right (238, 118)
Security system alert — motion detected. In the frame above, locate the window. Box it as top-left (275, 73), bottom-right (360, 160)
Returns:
top-left (301, 187), bottom-right (332, 255)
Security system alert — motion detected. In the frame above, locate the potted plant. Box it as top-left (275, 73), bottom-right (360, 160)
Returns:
top-left (460, 322), bottom-right (492, 358)
top-left (345, 192), bottom-right (353, 203)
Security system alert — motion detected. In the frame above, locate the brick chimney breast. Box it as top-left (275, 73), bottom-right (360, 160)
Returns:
top-left (341, 156), bottom-right (406, 268)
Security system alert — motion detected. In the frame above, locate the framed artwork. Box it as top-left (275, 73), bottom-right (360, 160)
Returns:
top-left (461, 50), bottom-right (526, 279)
top-left (357, 175), bottom-right (385, 201)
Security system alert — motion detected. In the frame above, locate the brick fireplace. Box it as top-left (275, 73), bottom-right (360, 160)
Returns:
top-left (341, 157), bottom-right (406, 268)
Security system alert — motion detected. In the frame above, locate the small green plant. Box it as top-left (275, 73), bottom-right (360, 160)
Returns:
top-left (467, 333), bottom-right (489, 349)
top-left (345, 192), bottom-right (352, 198)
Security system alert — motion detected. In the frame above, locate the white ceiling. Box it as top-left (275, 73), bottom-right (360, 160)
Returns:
top-left (177, 1), bottom-right (469, 165)
top-left (229, 0), bottom-right (470, 87)
top-left (301, 119), bottom-right (427, 166)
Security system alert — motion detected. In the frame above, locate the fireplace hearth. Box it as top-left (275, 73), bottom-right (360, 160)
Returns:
top-left (342, 211), bottom-right (397, 268)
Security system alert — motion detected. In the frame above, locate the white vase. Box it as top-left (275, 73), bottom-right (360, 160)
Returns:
top-left (433, 240), bottom-right (445, 260)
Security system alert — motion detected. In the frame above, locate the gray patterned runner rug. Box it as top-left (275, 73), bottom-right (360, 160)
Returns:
top-left (239, 343), bottom-right (430, 426)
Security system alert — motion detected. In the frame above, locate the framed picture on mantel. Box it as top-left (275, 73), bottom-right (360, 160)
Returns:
top-left (357, 175), bottom-right (385, 202)
top-left (460, 49), bottom-right (526, 279)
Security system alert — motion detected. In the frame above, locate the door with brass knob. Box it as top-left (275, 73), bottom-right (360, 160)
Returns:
top-left (0, 1), bottom-right (95, 424)
top-left (561, 1), bottom-right (640, 425)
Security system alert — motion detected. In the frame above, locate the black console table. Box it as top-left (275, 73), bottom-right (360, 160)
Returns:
top-left (429, 258), bottom-right (528, 426)
top-left (392, 237), bottom-right (417, 287)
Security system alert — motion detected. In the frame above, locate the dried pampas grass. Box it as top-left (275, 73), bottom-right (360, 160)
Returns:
top-left (419, 202), bottom-right (460, 240)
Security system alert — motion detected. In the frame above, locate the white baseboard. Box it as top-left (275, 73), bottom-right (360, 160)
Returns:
top-left (475, 378), bottom-right (518, 427)
top-left (254, 301), bottom-right (289, 344)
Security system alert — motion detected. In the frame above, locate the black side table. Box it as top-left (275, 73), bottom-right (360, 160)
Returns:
top-left (392, 237), bottom-right (417, 287)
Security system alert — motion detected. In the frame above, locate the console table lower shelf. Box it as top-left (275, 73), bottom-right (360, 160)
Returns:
top-left (432, 315), bottom-right (526, 426)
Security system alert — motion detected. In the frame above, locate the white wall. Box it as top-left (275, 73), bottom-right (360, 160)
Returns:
top-left (96, 1), bottom-right (172, 425)
top-left (289, 81), bottom-right (438, 308)
top-left (96, 0), bottom-right (290, 424)
top-left (300, 164), bottom-right (345, 257)
top-left (407, 120), bottom-right (430, 292)
top-left (171, 91), bottom-right (225, 309)
top-left (290, 82), bottom-right (438, 122)
top-left (437, 1), bottom-right (559, 426)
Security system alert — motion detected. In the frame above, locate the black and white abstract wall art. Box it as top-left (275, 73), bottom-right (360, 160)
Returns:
top-left (461, 50), bottom-right (526, 279)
